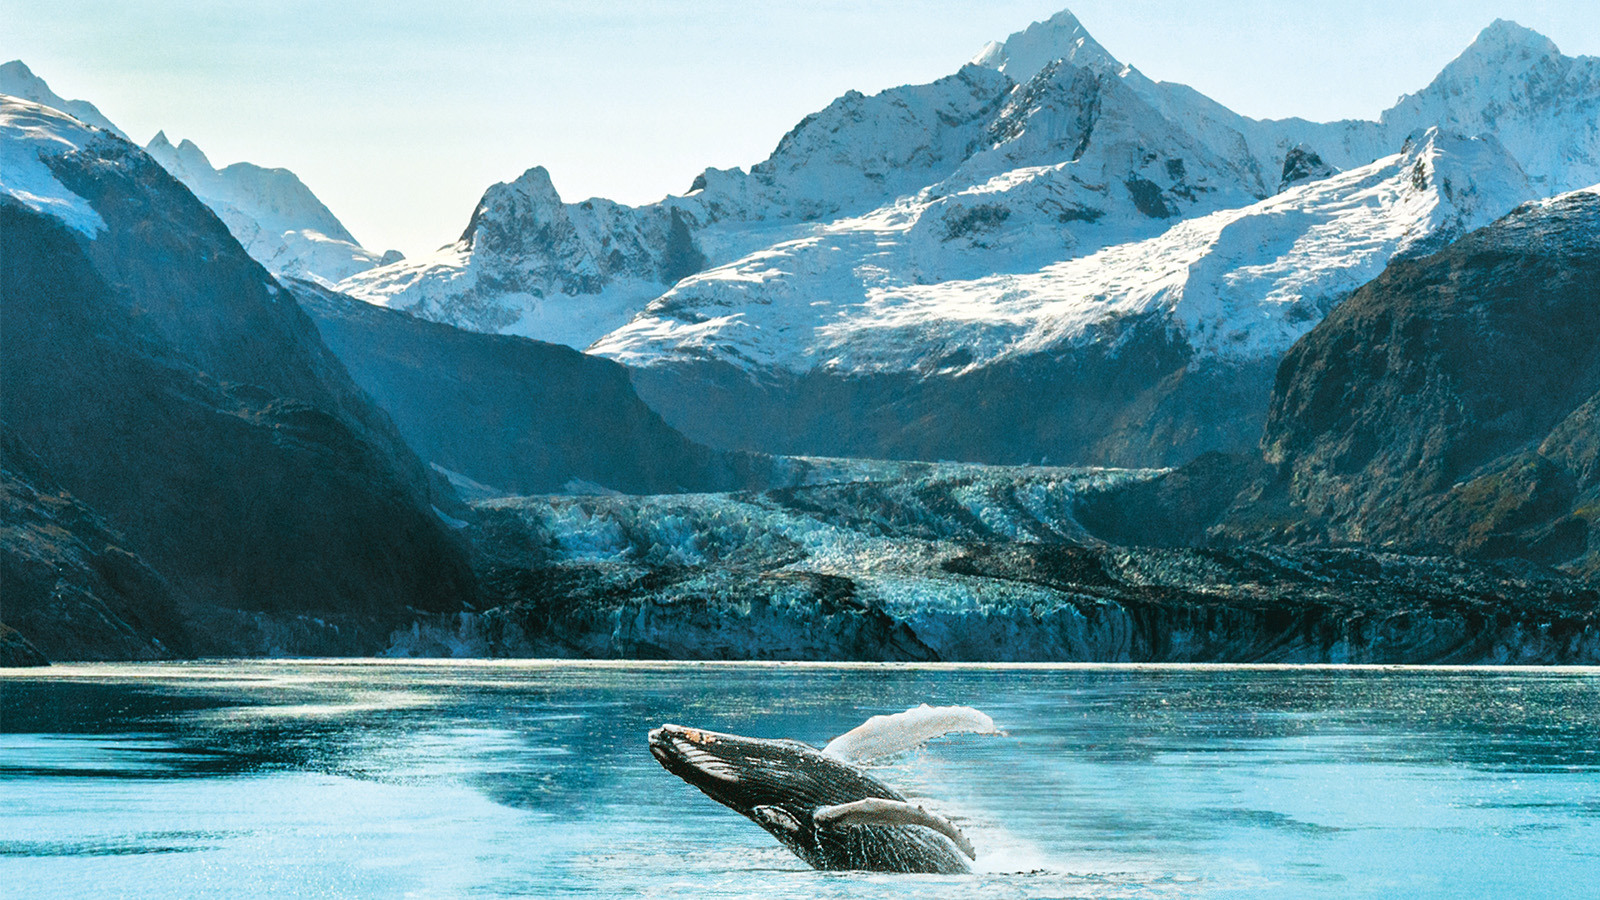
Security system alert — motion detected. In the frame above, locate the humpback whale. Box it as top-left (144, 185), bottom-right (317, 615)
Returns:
top-left (648, 704), bottom-right (997, 874)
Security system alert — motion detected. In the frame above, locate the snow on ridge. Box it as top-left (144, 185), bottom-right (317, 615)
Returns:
top-left (0, 60), bottom-right (126, 140)
top-left (0, 96), bottom-right (107, 237)
top-left (347, 7), bottom-right (1590, 375)
top-left (0, 61), bottom-right (388, 285)
top-left (593, 129), bottom-right (1532, 375)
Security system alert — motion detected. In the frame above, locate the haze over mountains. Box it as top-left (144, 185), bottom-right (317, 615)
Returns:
top-left (2, 8), bottom-right (1596, 664)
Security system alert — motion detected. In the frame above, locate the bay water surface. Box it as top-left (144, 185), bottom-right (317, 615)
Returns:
top-left (1, 661), bottom-right (1597, 898)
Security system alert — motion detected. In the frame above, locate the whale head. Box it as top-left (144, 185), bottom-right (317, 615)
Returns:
top-left (648, 723), bottom-right (874, 814)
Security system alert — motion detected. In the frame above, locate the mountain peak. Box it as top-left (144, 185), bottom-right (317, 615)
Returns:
top-left (0, 59), bottom-right (42, 89)
top-left (0, 60), bottom-right (126, 138)
top-left (1469, 19), bottom-right (1562, 58)
top-left (971, 7), bottom-right (1120, 84)
top-left (458, 165), bottom-right (565, 246)
top-left (1419, 19), bottom-right (1564, 88)
top-left (510, 165), bottom-right (560, 200)
top-left (143, 132), bottom-right (214, 175)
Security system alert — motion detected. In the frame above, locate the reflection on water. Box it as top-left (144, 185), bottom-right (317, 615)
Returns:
top-left (2, 662), bottom-right (1597, 898)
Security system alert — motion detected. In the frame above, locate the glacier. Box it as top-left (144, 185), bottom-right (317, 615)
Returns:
top-left (389, 459), bottom-right (1599, 663)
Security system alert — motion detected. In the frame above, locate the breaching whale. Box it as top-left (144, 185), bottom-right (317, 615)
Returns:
top-left (648, 704), bottom-right (997, 874)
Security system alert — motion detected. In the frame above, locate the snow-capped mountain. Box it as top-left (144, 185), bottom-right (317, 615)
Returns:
top-left (0, 60), bottom-right (395, 286)
top-left (335, 165), bottom-right (706, 346)
top-left (1092, 18), bottom-right (1600, 198)
top-left (0, 59), bottom-right (125, 139)
top-left (338, 64), bottom-right (1022, 346)
top-left (338, 46), bottom-right (1278, 348)
top-left (595, 129), bottom-right (1531, 375)
top-left (342, 12), bottom-right (1596, 371)
top-left (339, 28), bottom-right (1282, 346)
top-left (143, 130), bottom-right (400, 285)
top-left (1378, 20), bottom-right (1600, 195)
top-left (340, 49), bottom-right (1271, 347)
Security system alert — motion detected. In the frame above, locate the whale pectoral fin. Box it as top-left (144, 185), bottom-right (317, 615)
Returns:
top-left (822, 704), bottom-right (1000, 763)
top-left (813, 798), bottom-right (977, 860)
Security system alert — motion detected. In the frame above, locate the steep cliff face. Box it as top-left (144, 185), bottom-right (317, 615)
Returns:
top-left (1, 98), bottom-right (474, 658)
top-left (1257, 188), bottom-right (1600, 571)
top-left (292, 280), bottom-right (771, 496)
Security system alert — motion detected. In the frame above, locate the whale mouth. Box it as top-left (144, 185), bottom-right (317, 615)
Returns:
top-left (646, 720), bottom-right (678, 762)
top-left (650, 724), bottom-right (743, 783)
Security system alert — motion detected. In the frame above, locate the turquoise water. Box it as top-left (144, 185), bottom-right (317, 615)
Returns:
top-left (1, 661), bottom-right (1597, 898)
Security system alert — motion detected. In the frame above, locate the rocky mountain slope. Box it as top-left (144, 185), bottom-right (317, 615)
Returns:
top-left (0, 61), bottom-right (394, 286)
top-left (1077, 185), bottom-right (1600, 577)
top-left (291, 280), bottom-right (773, 496)
top-left (1251, 186), bottom-right (1600, 572)
top-left (1, 427), bottom-right (190, 663)
top-left (1, 97), bottom-right (474, 659)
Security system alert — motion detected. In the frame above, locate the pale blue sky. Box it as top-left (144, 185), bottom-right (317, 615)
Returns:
top-left (4, 1), bottom-right (1596, 258)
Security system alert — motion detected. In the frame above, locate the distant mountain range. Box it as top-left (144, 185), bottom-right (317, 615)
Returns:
top-left (330, 13), bottom-right (1597, 467)
top-left (1, 8), bottom-right (1595, 664)
top-left (0, 60), bottom-right (398, 286)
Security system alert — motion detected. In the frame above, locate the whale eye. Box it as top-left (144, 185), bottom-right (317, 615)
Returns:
top-left (752, 806), bottom-right (802, 835)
